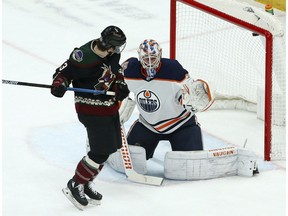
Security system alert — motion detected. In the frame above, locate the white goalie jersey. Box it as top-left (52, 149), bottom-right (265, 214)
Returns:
top-left (122, 57), bottom-right (196, 134)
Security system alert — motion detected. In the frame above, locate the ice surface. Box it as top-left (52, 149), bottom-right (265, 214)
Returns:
top-left (2, 0), bottom-right (286, 215)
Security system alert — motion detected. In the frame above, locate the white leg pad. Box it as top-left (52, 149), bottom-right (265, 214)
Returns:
top-left (237, 148), bottom-right (259, 177)
top-left (86, 136), bottom-right (90, 153)
top-left (107, 145), bottom-right (147, 175)
top-left (164, 147), bottom-right (258, 180)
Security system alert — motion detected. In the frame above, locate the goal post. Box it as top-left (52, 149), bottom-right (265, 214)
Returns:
top-left (170, 0), bottom-right (286, 161)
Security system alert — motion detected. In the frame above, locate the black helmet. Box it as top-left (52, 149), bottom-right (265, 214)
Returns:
top-left (100, 26), bottom-right (126, 53)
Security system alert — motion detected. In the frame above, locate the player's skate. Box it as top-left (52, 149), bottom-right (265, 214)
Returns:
top-left (84, 181), bottom-right (102, 205)
top-left (62, 179), bottom-right (88, 210)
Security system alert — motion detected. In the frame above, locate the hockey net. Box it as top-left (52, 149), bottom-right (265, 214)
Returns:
top-left (170, 0), bottom-right (286, 160)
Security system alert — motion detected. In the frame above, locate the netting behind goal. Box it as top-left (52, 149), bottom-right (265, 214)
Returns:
top-left (170, 0), bottom-right (286, 160)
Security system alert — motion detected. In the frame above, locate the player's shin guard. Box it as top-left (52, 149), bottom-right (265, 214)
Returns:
top-left (74, 155), bottom-right (104, 184)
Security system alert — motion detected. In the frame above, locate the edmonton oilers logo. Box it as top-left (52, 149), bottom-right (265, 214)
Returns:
top-left (137, 90), bottom-right (160, 113)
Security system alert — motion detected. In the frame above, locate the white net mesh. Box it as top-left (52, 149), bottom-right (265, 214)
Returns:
top-left (173, 0), bottom-right (286, 160)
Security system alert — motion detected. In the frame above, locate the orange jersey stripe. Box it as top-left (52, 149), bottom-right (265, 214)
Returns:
top-left (154, 111), bottom-right (190, 131)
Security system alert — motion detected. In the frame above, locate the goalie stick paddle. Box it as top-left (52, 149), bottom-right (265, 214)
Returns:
top-left (120, 125), bottom-right (164, 186)
top-left (2, 79), bottom-right (115, 96)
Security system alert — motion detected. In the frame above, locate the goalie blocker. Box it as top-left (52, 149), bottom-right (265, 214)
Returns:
top-left (107, 146), bottom-right (259, 180)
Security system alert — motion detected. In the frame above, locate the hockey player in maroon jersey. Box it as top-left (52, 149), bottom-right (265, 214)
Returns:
top-left (50, 25), bottom-right (130, 210)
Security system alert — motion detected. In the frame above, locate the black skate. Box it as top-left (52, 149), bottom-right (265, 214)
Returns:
top-left (84, 181), bottom-right (102, 205)
top-left (62, 179), bottom-right (88, 210)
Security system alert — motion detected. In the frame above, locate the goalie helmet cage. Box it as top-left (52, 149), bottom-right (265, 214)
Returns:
top-left (170, 0), bottom-right (286, 161)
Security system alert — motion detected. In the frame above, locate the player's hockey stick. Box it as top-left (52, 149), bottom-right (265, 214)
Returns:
top-left (2, 79), bottom-right (115, 96)
top-left (120, 125), bottom-right (164, 186)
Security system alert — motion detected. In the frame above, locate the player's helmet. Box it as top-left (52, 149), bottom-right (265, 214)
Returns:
top-left (138, 39), bottom-right (162, 80)
top-left (100, 25), bottom-right (126, 54)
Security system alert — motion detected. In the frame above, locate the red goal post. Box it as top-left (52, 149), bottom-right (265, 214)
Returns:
top-left (170, 0), bottom-right (286, 161)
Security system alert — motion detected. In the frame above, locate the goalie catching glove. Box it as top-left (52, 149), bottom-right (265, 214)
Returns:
top-left (180, 78), bottom-right (214, 112)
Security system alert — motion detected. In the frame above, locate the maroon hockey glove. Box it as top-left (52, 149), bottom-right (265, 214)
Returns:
top-left (113, 80), bottom-right (130, 101)
top-left (51, 73), bottom-right (69, 98)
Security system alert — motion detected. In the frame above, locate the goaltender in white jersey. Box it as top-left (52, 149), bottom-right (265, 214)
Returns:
top-left (124, 58), bottom-right (197, 135)
top-left (123, 39), bottom-right (210, 158)
top-left (107, 39), bottom-right (259, 180)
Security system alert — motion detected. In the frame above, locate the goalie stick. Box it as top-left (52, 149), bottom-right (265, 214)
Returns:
top-left (120, 125), bottom-right (164, 186)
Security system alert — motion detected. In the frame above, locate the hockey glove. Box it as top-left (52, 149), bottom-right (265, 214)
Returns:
top-left (180, 78), bottom-right (214, 112)
top-left (51, 73), bottom-right (69, 98)
top-left (113, 80), bottom-right (130, 101)
top-left (119, 97), bottom-right (136, 123)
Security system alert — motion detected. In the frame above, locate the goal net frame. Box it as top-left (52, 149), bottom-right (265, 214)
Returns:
top-left (170, 0), bottom-right (285, 161)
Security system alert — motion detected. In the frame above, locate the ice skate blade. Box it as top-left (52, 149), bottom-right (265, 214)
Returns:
top-left (88, 199), bottom-right (101, 206)
top-left (62, 187), bottom-right (85, 211)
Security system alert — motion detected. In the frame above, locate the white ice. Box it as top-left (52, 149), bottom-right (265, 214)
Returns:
top-left (2, 0), bottom-right (286, 216)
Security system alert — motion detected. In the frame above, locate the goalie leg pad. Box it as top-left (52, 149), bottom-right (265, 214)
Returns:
top-left (107, 145), bottom-right (147, 174)
top-left (86, 137), bottom-right (90, 153)
top-left (237, 148), bottom-right (259, 177)
top-left (164, 148), bottom-right (237, 180)
top-left (164, 147), bottom-right (258, 180)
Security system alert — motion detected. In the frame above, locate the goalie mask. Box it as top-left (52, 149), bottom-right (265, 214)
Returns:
top-left (138, 39), bottom-right (162, 80)
top-left (99, 25), bottom-right (126, 54)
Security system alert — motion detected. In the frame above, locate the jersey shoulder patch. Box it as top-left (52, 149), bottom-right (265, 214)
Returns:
top-left (123, 58), bottom-right (142, 79)
top-left (69, 40), bottom-right (102, 67)
top-left (71, 49), bottom-right (84, 62)
top-left (156, 58), bottom-right (188, 81)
